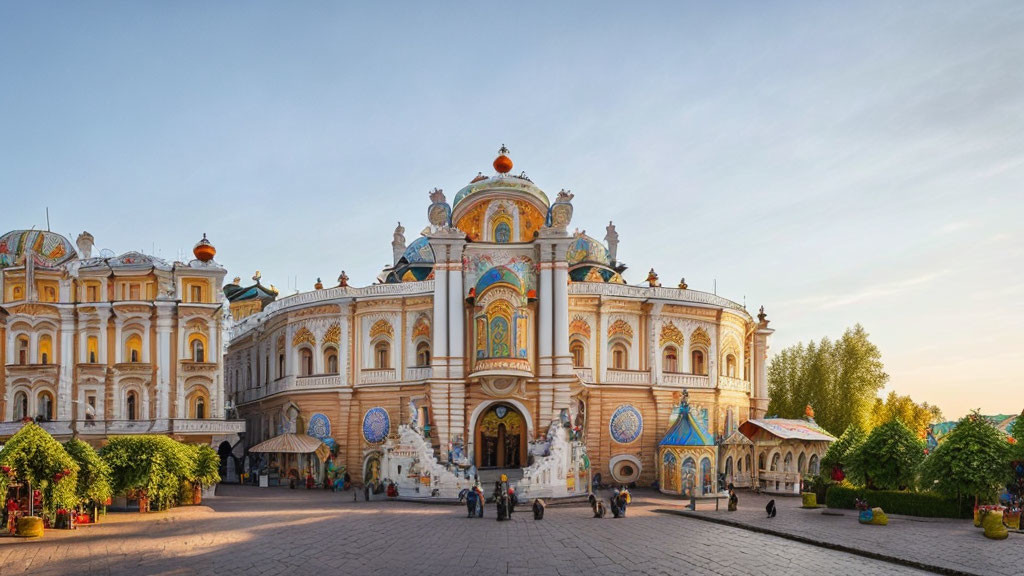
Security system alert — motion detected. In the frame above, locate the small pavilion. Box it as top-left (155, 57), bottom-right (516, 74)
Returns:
top-left (658, 391), bottom-right (717, 497)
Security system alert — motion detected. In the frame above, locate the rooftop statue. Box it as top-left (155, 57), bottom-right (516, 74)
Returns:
top-left (605, 221), bottom-right (618, 263)
top-left (392, 222), bottom-right (406, 264)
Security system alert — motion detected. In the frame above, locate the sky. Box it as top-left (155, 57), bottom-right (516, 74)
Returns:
top-left (2, 1), bottom-right (1021, 419)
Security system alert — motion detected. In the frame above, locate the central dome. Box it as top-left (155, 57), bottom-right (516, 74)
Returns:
top-left (452, 175), bottom-right (550, 210)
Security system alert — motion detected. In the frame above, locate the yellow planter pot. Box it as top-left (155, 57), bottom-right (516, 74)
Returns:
top-left (1004, 512), bottom-right (1021, 531)
top-left (982, 510), bottom-right (1008, 540)
top-left (17, 516), bottom-right (44, 538)
top-left (801, 492), bottom-right (817, 508)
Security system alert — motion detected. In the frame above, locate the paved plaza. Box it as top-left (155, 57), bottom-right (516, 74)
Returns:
top-left (0, 485), bottom-right (952, 576)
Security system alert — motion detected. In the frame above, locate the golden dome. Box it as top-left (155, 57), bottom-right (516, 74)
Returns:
top-left (193, 233), bottom-right (216, 262)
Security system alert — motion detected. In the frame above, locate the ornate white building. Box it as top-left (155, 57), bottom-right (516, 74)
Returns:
top-left (0, 230), bottom-right (244, 446)
top-left (226, 147), bottom-right (774, 490)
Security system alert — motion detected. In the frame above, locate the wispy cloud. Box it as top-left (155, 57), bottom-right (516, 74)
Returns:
top-left (776, 271), bottom-right (949, 311)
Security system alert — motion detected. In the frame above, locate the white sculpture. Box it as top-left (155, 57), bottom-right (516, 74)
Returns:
top-left (392, 222), bottom-right (406, 264)
top-left (605, 221), bottom-right (619, 263)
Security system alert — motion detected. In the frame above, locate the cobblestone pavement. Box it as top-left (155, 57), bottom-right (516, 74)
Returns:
top-left (0, 485), bottom-right (937, 576)
top-left (668, 490), bottom-right (1023, 576)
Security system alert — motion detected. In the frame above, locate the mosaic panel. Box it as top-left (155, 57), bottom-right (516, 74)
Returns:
top-left (362, 407), bottom-right (390, 443)
top-left (609, 404), bottom-right (643, 444)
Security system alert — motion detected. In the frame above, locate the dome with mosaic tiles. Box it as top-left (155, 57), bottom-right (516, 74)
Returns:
top-left (0, 229), bottom-right (78, 268)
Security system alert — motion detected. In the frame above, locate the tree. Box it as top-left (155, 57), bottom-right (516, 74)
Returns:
top-left (0, 423), bottom-right (79, 519)
top-left (821, 423), bottom-right (866, 479)
top-left (1010, 411), bottom-right (1024, 460)
top-left (920, 411), bottom-right (1011, 505)
top-left (870, 392), bottom-right (943, 437)
top-left (63, 438), bottom-right (112, 511)
top-left (189, 444), bottom-right (222, 489)
top-left (102, 435), bottom-right (194, 510)
top-left (767, 324), bottom-right (888, 436)
top-left (847, 419), bottom-right (925, 490)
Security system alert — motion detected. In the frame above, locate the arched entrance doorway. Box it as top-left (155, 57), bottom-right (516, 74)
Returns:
top-left (474, 403), bottom-right (527, 469)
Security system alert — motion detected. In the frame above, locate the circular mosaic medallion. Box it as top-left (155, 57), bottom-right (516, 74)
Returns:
top-left (609, 404), bottom-right (643, 444)
top-left (307, 413), bottom-right (331, 440)
top-left (362, 408), bottom-right (391, 443)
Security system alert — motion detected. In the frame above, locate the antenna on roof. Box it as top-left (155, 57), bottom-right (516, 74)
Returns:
top-left (46, 207), bottom-right (50, 231)
top-left (714, 279), bottom-right (717, 295)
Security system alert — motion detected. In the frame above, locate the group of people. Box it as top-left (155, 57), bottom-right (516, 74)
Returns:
top-left (588, 486), bottom-right (632, 518)
top-left (458, 474), bottom-right (520, 521)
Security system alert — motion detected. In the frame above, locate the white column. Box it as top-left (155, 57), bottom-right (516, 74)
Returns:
top-left (432, 261), bottom-right (449, 373)
top-left (553, 261), bottom-right (570, 376)
top-left (58, 310), bottom-right (75, 420)
top-left (155, 303), bottom-right (174, 420)
top-left (538, 262), bottom-right (553, 377)
top-left (114, 320), bottom-right (123, 364)
top-left (447, 264), bottom-right (464, 378)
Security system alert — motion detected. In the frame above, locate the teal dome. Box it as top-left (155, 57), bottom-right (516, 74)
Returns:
top-left (402, 237), bottom-right (434, 264)
top-left (566, 234), bottom-right (610, 267)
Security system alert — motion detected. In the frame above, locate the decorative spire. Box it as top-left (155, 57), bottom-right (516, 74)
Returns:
top-left (392, 221), bottom-right (406, 265)
top-left (805, 404), bottom-right (815, 420)
top-left (757, 305), bottom-right (770, 327)
top-left (678, 277), bottom-right (688, 290)
top-left (253, 271), bottom-right (262, 283)
top-left (337, 271), bottom-right (349, 288)
top-left (493, 144), bottom-right (513, 174)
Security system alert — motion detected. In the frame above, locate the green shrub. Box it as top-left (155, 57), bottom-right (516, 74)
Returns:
top-left (847, 419), bottom-right (924, 490)
top-left (0, 422), bottom-right (79, 519)
top-left (826, 485), bottom-right (971, 518)
top-left (64, 439), bottom-right (112, 509)
top-left (101, 435), bottom-right (217, 510)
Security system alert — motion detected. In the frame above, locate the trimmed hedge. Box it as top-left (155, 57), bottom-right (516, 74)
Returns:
top-left (826, 485), bottom-right (972, 518)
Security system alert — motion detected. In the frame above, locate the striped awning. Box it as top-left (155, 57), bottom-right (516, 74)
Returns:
top-left (249, 433), bottom-right (330, 462)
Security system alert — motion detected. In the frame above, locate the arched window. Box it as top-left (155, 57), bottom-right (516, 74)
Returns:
top-left (17, 336), bottom-right (29, 365)
top-left (299, 348), bottom-right (314, 376)
top-left (278, 354), bottom-right (285, 378)
top-left (691, 350), bottom-right (706, 375)
top-left (494, 221), bottom-right (511, 244)
top-left (325, 349), bottom-right (339, 373)
top-left (37, 391), bottom-right (54, 420)
top-left (758, 453), bottom-right (766, 471)
top-left (12, 285), bottom-right (23, 300)
top-left (570, 340), bottom-right (585, 368)
top-left (87, 336), bottom-right (99, 363)
top-left (611, 343), bottom-right (628, 370)
top-left (192, 339), bottom-right (205, 362)
top-left (663, 346), bottom-right (679, 372)
top-left (374, 341), bottom-right (390, 369)
top-left (784, 451), bottom-right (793, 473)
top-left (415, 342), bottom-right (430, 367)
top-left (195, 397), bottom-right (206, 419)
top-left (126, 391), bottom-right (138, 420)
top-left (745, 454), bottom-right (751, 474)
top-left (726, 354), bottom-right (737, 378)
top-left (809, 454), bottom-right (820, 475)
top-left (770, 452), bottom-right (780, 472)
top-left (700, 458), bottom-right (713, 494)
top-left (38, 334), bottom-right (52, 365)
top-left (13, 391), bottom-right (28, 420)
top-left (44, 286), bottom-right (56, 302)
top-left (798, 452), bottom-right (807, 474)
top-left (125, 334), bottom-right (143, 363)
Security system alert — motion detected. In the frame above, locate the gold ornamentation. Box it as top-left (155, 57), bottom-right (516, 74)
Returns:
top-left (292, 327), bottom-right (316, 348)
top-left (369, 319), bottom-right (394, 340)
top-left (659, 321), bottom-right (685, 348)
top-left (324, 323), bottom-right (341, 345)
top-left (584, 267), bottom-right (604, 283)
top-left (411, 315), bottom-right (431, 340)
top-left (569, 315), bottom-right (590, 338)
top-left (690, 327), bottom-right (710, 348)
top-left (608, 319), bottom-right (633, 340)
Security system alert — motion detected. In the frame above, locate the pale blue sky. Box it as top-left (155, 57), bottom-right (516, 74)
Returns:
top-left (2, 2), bottom-right (1022, 418)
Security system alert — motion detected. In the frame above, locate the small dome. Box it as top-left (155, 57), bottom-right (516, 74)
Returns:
top-left (0, 229), bottom-right (77, 268)
top-left (493, 144), bottom-right (513, 174)
top-left (566, 234), bottom-right (611, 267)
top-left (193, 233), bottom-right (216, 262)
top-left (402, 236), bottom-right (434, 264)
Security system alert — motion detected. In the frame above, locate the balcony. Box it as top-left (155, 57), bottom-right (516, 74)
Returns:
top-left (0, 419), bottom-right (246, 438)
top-left (604, 369), bottom-right (651, 385)
top-left (358, 368), bottom-right (397, 385)
top-left (113, 362), bottom-right (153, 375)
top-left (179, 361), bottom-right (219, 374)
top-left (662, 372), bottom-right (712, 388)
top-left (718, 376), bottom-right (750, 392)
top-left (574, 367), bottom-right (594, 382)
top-left (404, 366), bottom-right (432, 381)
top-left (5, 363), bottom-right (60, 379)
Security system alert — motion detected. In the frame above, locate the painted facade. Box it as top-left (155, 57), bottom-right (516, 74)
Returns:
top-left (226, 147), bottom-right (775, 490)
top-left (0, 230), bottom-right (244, 446)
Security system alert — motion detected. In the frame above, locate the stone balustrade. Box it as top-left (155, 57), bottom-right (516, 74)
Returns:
top-left (662, 372), bottom-right (712, 388)
top-left (359, 368), bottom-right (398, 385)
top-left (717, 375), bottom-right (750, 392)
top-left (573, 367), bottom-right (593, 382)
top-left (604, 369), bottom-right (651, 385)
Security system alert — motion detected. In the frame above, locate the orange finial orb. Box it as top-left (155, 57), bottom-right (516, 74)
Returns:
top-left (493, 144), bottom-right (513, 174)
top-left (193, 233), bottom-right (216, 262)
